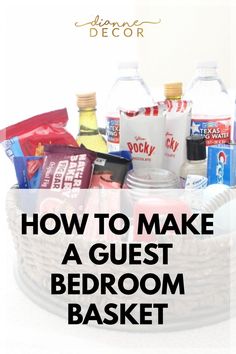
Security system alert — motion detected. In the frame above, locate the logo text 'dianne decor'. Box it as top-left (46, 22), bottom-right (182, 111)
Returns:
top-left (75, 15), bottom-right (161, 37)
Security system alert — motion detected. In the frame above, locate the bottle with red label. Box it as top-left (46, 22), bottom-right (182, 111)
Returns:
top-left (105, 62), bottom-right (154, 152)
top-left (186, 61), bottom-right (232, 146)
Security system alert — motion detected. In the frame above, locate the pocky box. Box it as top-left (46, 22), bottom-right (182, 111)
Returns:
top-left (164, 100), bottom-right (191, 176)
top-left (119, 104), bottom-right (166, 169)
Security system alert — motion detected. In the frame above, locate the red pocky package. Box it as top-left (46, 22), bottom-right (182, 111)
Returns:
top-left (0, 108), bottom-right (78, 160)
top-left (120, 104), bottom-right (166, 170)
top-left (40, 145), bottom-right (96, 189)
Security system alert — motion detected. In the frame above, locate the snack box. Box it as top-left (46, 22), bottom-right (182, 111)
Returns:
top-left (207, 144), bottom-right (236, 186)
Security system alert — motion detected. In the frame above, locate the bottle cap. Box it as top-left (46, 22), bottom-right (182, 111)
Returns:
top-left (196, 61), bottom-right (217, 77)
top-left (186, 135), bottom-right (206, 161)
top-left (76, 92), bottom-right (96, 109)
top-left (118, 61), bottom-right (139, 70)
top-left (196, 61), bottom-right (217, 69)
top-left (164, 82), bottom-right (182, 99)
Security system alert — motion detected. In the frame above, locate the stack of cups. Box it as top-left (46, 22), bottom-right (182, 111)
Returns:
top-left (124, 168), bottom-right (179, 201)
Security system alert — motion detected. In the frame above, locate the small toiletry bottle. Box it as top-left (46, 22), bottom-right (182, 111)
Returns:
top-left (180, 135), bottom-right (207, 188)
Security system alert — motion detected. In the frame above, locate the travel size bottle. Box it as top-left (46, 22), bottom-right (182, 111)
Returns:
top-left (76, 92), bottom-right (108, 153)
top-left (180, 135), bottom-right (207, 188)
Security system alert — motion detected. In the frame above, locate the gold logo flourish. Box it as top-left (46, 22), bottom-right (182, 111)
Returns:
top-left (75, 15), bottom-right (161, 28)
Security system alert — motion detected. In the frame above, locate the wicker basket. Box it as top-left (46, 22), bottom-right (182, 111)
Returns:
top-left (6, 188), bottom-right (236, 331)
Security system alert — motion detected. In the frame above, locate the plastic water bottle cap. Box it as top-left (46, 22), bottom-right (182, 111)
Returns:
top-left (196, 61), bottom-right (218, 78)
top-left (118, 61), bottom-right (139, 70)
top-left (196, 61), bottom-right (217, 69)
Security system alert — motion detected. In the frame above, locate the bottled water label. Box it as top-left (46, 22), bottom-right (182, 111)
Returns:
top-left (107, 116), bottom-right (120, 145)
top-left (191, 117), bottom-right (231, 146)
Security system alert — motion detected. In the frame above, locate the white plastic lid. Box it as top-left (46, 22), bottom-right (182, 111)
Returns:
top-left (196, 61), bottom-right (218, 77)
top-left (118, 61), bottom-right (139, 70)
top-left (196, 61), bottom-right (217, 69)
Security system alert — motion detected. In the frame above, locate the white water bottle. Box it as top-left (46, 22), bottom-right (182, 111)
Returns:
top-left (105, 62), bottom-right (154, 152)
top-left (185, 62), bottom-right (232, 147)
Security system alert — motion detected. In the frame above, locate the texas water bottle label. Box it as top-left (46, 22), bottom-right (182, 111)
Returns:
top-left (191, 117), bottom-right (231, 146)
top-left (107, 116), bottom-right (120, 145)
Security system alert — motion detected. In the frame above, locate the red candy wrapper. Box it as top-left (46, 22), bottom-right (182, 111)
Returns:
top-left (40, 145), bottom-right (96, 189)
top-left (0, 108), bottom-right (77, 160)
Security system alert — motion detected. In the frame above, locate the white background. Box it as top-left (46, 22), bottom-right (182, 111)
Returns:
top-left (1, 0), bottom-right (236, 353)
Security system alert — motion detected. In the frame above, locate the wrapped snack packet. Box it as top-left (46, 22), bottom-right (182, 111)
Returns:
top-left (43, 144), bottom-right (88, 155)
top-left (44, 144), bottom-right (131, 189)
top-left (109, 150), bottom-right (133, 171)
top-left (120, 104), bottom-right (166, 169)
top-left (0, 108), bottom-right (77, 160)
top-left (40, 145), bottom-right (96, 189)
top-left (14, 156), bottom-right (44, 189)
top-left (91, 152), bottom-right (130, 189)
